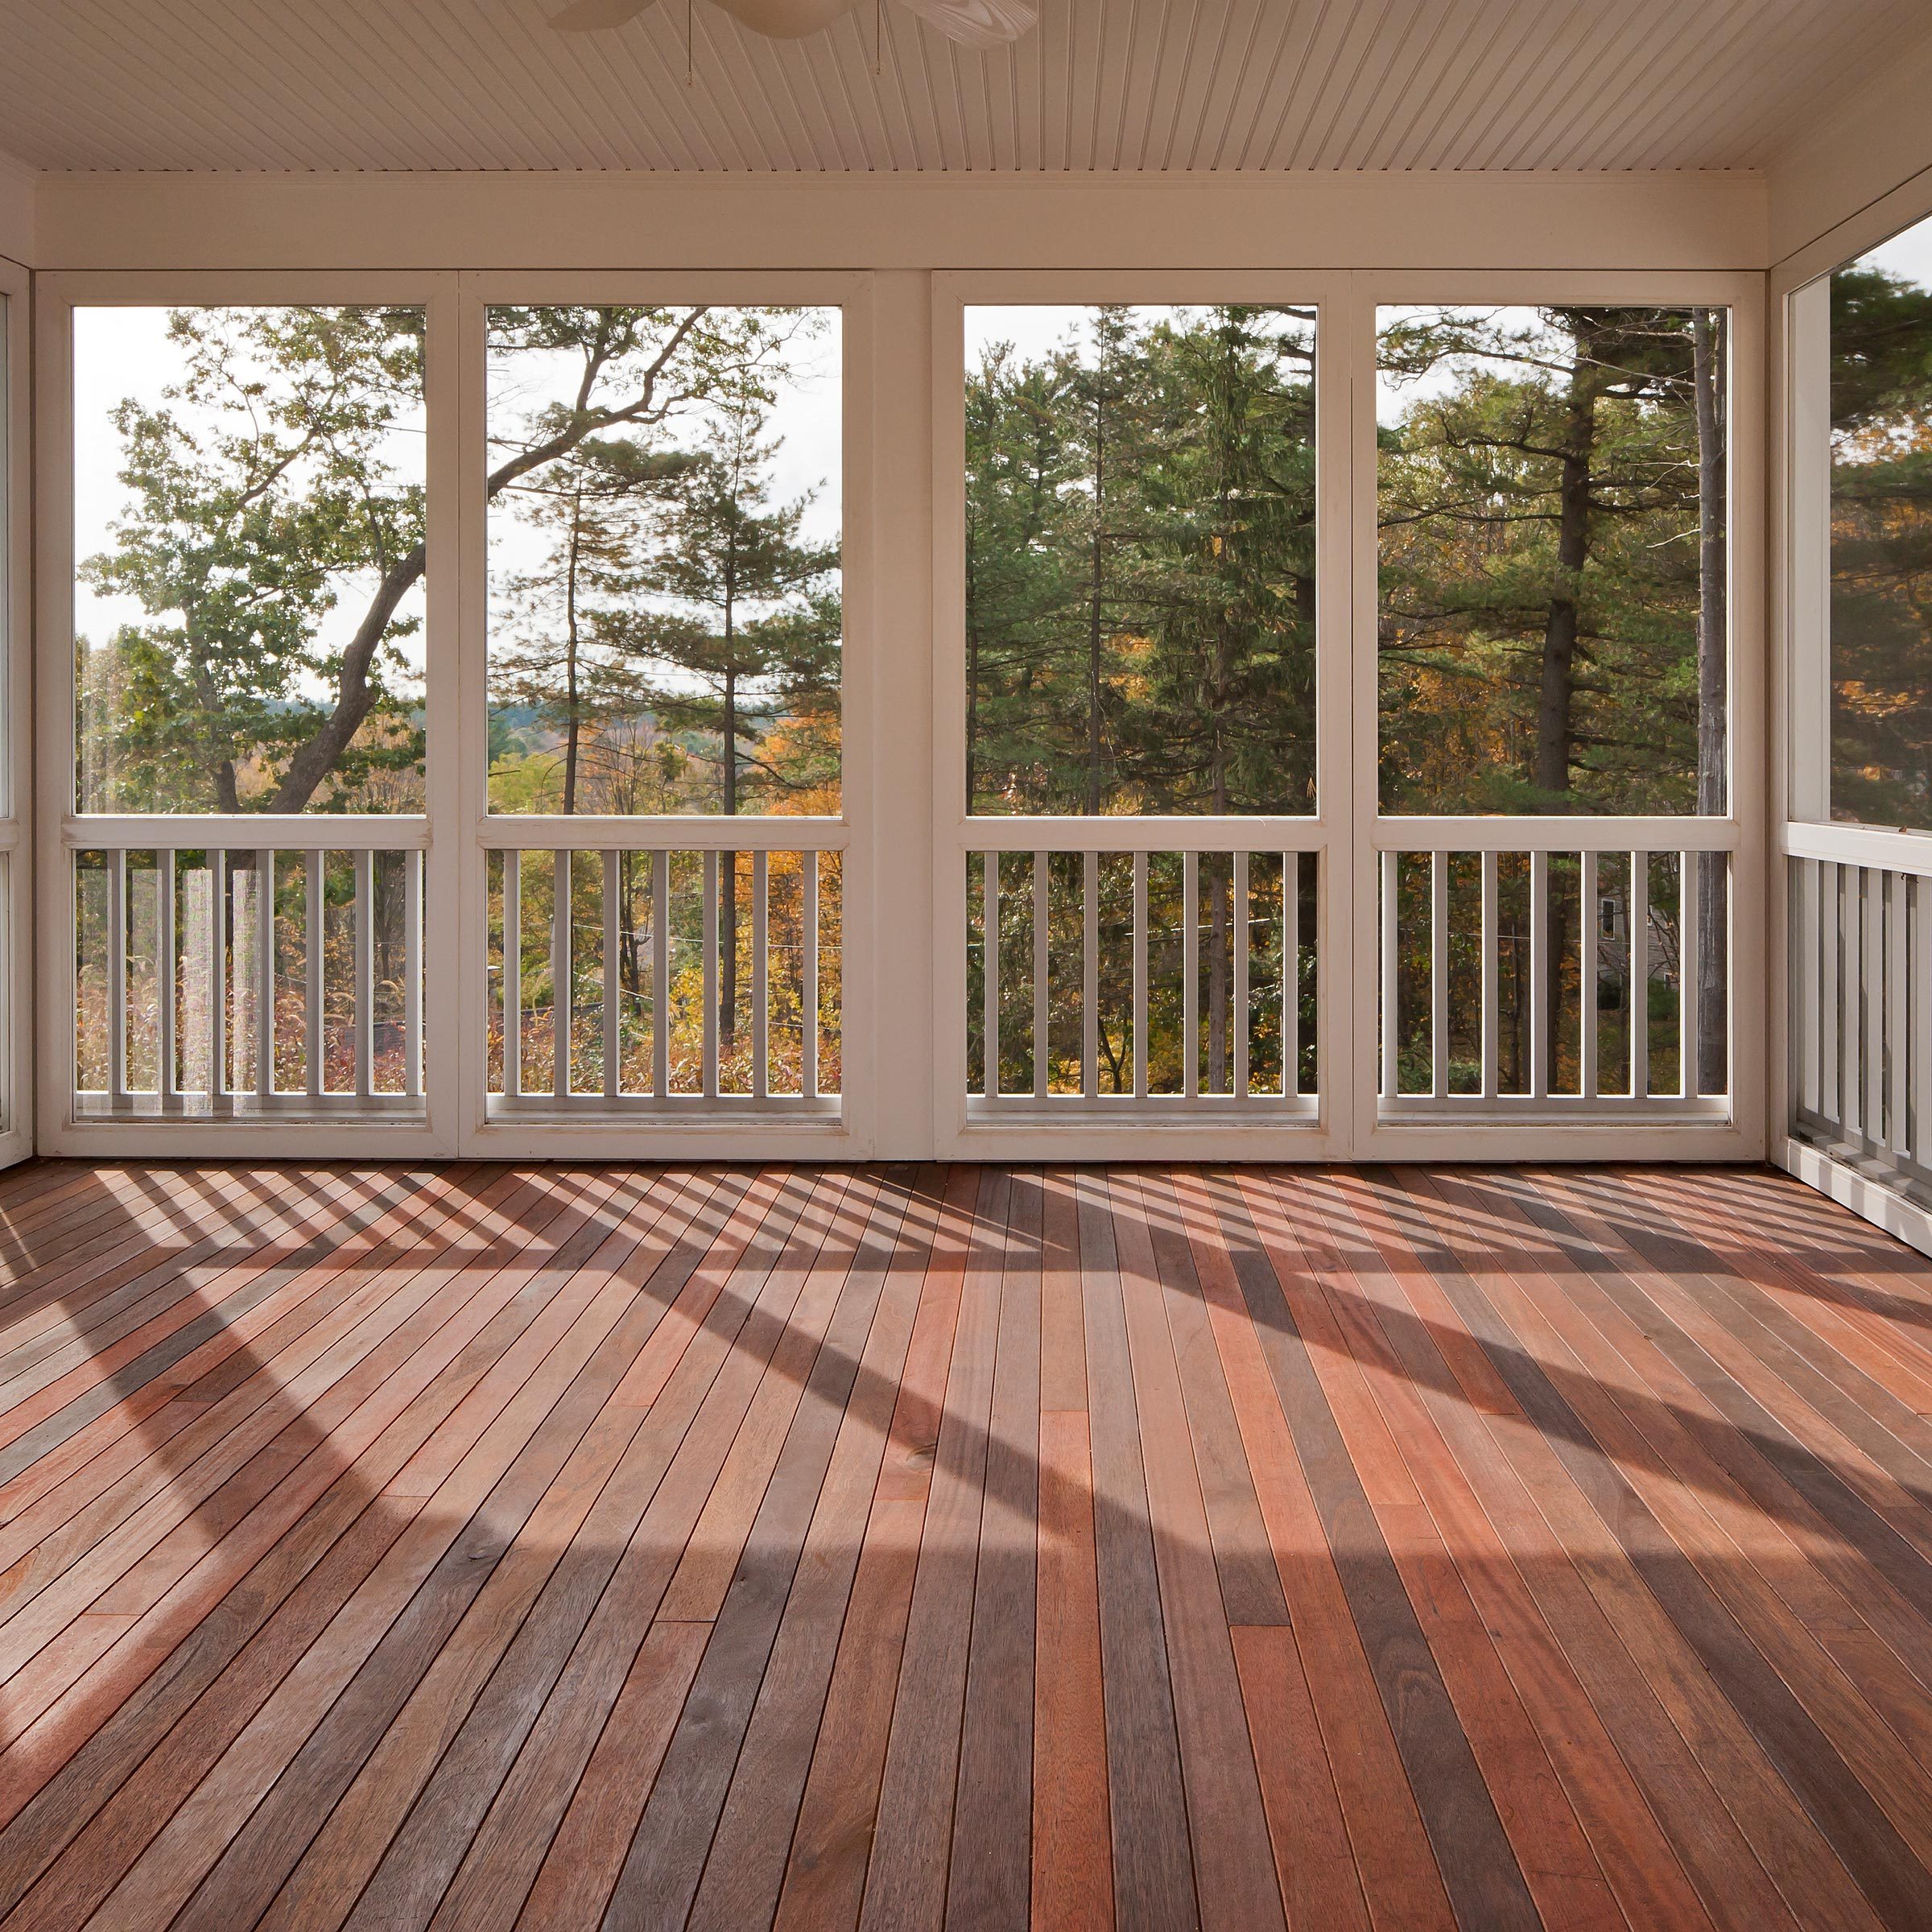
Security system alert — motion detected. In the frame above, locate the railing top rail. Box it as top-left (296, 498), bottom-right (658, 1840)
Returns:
top-left (478, 815), bottom-right (849, 852)
top-left (1375, 815), bottom-right (1739, 853)
top-left (960, 815), bottom-right (1330, 852)
top-left (67, 814), bottom-right (429, 851)
top-left (1784, 819), bottom-right (1932, 877)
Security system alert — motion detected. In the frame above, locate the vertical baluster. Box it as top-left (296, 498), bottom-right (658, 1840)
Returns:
top-left (1082, 850), bottom-right (1098, 1100)
top-left (702, 850), bottom-right (720, 1100)
top-left (1913, 877), bottom-right (1932, 1164)
top-left (1034, 850), bottom-right (1050, 1100)
top-left (354, 848), bottom-right (374, 1101)
top-left (1183, 852), bottom-right (1199, 1100)
top-left (159, 848), bottom-right (176, 1108)
top-left (108, 849), bottom-right (128, 1106)
top-left (208, 848), bottom-right (226, 1107)
top-left (602, 849), bottom-right (620, 1101)
top-left (405, 848), bottom-right (423, 1100)
top-left (652, 850), bottom-right (670, 1100)
top-left (1819, 861), bottom-right (1840, 1129)
top-left (552, 849), bottom-right (572, 1102)
top-left (1796, 858), bottom-right (1819, 1121)
top-left (803, 851), bottom-right (819, 1101)
top-left (1888, 868), bottom-right (1909, 1157)
top-left (1430, 850), bottom-right (1448, 1100)
top-left (983, 852), bottom-right (1000, 1100)
top-left (1842, 865), bottom-right (1861, 1140)
top-left (1233, 851), bottom-right (1250, 1101)
top-left (1629, 851), bottom-right (1650, 1101)
top-left (306, 850), bottom-right (324, 1099)
top-left (1678, 852), bottom-right (1699, 1100)
top-left (256, 849), bottom-right (275, 1102)
top-left (1132, 852), bottom-right (1149, 1101)
top-left (1480, 850), bottom-right (1499, 1100)
top-left (504, 849), bottom-right (522, 1100)
top-left (1579, 850), bottom-right (1599, 1103)
top-left (1529, 850), bottom-right (1550, 1101)
top-left (753, 851), bottom-right (770, 1102)
top-left (1380, 848), bottom-right (1398, 1099)
top-left (1282, 853), bottom-right (1299, 1100)
top-left (1865, 866), bottom-right (1885, 1149)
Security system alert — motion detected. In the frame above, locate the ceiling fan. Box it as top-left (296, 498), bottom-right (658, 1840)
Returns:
top-left (550, 0), bottom-right (1035, 49)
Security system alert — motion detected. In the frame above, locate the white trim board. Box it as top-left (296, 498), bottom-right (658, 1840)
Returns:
top-left (29, 171), bottom-right (1770, 274)
top-left (1774, 1135), bottom-right (1932, 1263)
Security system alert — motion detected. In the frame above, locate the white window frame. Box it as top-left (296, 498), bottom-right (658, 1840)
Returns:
top-left (0, 255), bottom-right (32, 1172)
top-left (1356, 270), bottom-right (1767, 1162)
top-left (452, 271), bottom-right (874, 1162)
top-left (35, 269), bottom-right (877, 1160)
top-left (1773, 199), bottom-right (1932, 1253)
top-left (35, 271), bottom-right (456, 1158)
top-left (930, 267), bottom-right (1765, 1164)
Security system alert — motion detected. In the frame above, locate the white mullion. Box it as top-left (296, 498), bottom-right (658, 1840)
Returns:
top-left (551, 848), bottom-right (572, 1102)
top-left (1233, 851), bottom-right (1250, 1101)
top-left (1283, 853), bottom-right (1299, 1100)
top-left (158, 848), bottom-right (177, 1108)
top-left (1529, 850), bottom-right (1550, 1102)
top-left (1132, 851), bottom-right (1148, 1101)
top-left (1480, 851), bottom-right (1500, 1100)
top-left (353, 848), bottom-right (374, 1101)
top-left (1183, 851), bottom-right (1199, 1100)
top-left (652, 850), bottom-right (670, 1100)
top-left (1033, 850), bottom-right (1050, 1100)
top-left (753, 850), bottom-right (770, 1102)
top-left (306, 850), bottom-right (324, 1099)
top-left (1678, 852), bottom-right (1698, 1101)
top-left (1579, 850), bottom-right (1598, 1103)
top-left (703, 849), bottom-right (720, 1101)
top-left (1380, 848), bottom-right (1398, 1099)
top-left (107, 849), bottom-right (127, 1105)
top-left (602, 849), bottom-right (620, 1102)
top-left (1630, 851), bottom-right (1650, 1102)
top-left (1429, 850), bottom-right (1447, 1101)
top-left (803, 850), bottom-right (819, 1101)
top-left (1081, 850), bottom-right (1098, 1100)
top-left (256, 848), bottom-right (275, 1101)
top-left (503, 849), bottom-right (522, 1100)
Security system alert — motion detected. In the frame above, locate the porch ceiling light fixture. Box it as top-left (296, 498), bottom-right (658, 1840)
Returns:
top-left (550, 0), bottom-right (1035, 48)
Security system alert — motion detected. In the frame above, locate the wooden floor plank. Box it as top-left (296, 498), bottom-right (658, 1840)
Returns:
top-left (0, 1159), bottom-right (1929, 1932)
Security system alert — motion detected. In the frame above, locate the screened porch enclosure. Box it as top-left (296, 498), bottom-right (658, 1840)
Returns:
top-left (25, 268), bottom-right (1765, 1167)
top-left (0, 29), bottom-right (1921, 1261)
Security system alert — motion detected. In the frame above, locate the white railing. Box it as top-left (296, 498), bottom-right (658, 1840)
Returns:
top-left (69, 819), bottom-right (425, 1120)
top-left (1376, 819), bottom-right (1734, 1121)
top-left (965, 829), bottom-right (1319, 1121)
top-left (484, 819), bottom-right (843, 1121)
top-left (1788, 828), bottom-right (1932, 1197)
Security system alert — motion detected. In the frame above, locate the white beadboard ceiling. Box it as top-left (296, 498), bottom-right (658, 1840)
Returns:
top-left (0, 0), bottom-right (1924, 174)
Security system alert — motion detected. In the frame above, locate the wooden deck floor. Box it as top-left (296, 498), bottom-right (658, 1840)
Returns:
top-left (1, 1162), bottom-right (1931, 1930)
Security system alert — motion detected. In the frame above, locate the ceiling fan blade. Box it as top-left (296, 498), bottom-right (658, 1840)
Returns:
top-left (893, 0), bottom-right (1035, 47)
top-left (549, 0), bottom-right (655, 30)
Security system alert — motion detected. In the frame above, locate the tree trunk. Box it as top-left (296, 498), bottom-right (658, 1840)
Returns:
top-left (721, 665), bottom-right (737, 1051)
top-left (563, 492), bottom-right (584, 818)
top-left (1086, 393), bottom-right (1106, 818)
top-left (1694, 308), bottom-right (1730, 1096)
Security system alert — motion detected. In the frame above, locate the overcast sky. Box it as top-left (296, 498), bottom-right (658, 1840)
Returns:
top-left (71, 303), bottom-right (842, 706)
